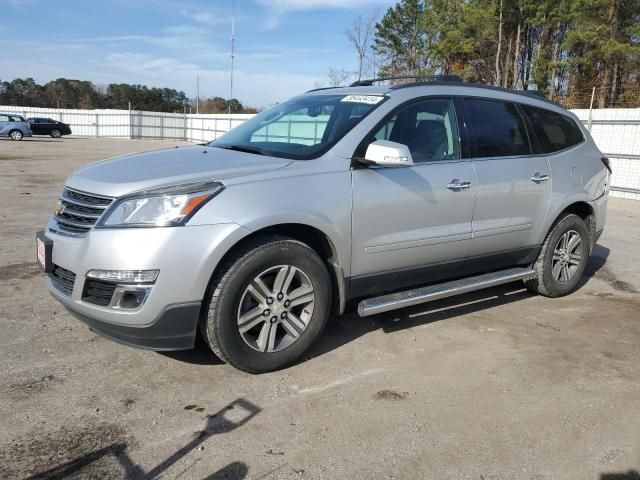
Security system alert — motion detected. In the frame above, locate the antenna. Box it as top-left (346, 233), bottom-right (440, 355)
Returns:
top-left (229, 0), bottom-right (236, 115)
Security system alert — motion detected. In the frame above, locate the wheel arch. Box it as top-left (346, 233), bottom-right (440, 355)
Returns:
top-left (545, 200), bottom-right (596, 249)
top-left (206, 222), bottom-right (347, 317)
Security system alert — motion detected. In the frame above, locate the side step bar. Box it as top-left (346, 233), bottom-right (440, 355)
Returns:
top-left (357, 267), bottom-right (535, 317)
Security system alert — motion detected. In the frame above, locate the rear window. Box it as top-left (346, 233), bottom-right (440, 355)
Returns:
top-left (9, 115), bottom-right (25, 122)
top-left (521, 105), bottom-right (584, 153)
top-left (463, 98), bottom-right (530, 158)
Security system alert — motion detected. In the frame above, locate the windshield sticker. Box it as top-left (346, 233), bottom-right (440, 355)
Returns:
top-left (341, 95), bottom-right (385, 105)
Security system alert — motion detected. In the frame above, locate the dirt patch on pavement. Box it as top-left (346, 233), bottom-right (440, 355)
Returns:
top-left (374, 390), bottom-right (408, 401)
top-left (5, 374), bottom-right (58, 401)
top-left (595, 266), bottom-right (639, 293)
top-left (0, 421), bottom-right (135, 479)
top-left (0, 263), bottom-right (41, 281)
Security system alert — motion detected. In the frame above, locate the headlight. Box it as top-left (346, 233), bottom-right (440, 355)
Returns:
top-left (99, 181), bottom-right (224, 228)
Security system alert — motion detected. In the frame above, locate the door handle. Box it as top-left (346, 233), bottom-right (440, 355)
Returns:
top-left (531, 173), bottom-right (550, 183)
top-left (446, 180), bottom-right (472, 190)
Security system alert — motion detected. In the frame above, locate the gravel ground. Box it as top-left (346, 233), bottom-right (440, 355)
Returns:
top-left (0, 137), bottom-right (639, 480)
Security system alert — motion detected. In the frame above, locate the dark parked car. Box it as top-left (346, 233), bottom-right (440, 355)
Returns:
top-left (27, 118), bottom-right (72, 138)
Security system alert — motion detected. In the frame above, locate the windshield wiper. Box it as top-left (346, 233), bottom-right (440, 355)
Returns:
top-left (214, 144), bottom-right (273, 157)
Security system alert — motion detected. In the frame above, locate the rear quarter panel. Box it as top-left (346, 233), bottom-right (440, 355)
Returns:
top-left (539, 123), bottom-right (608, 242)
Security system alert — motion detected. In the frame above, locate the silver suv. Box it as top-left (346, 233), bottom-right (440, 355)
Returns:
top-left (37, 77), bottom-right (610, 373)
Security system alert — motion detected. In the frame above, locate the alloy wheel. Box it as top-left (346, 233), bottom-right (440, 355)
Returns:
top-left (552, 230), bottom-right (583, 284)
top-left (237, 265), bottom-right (315, 353)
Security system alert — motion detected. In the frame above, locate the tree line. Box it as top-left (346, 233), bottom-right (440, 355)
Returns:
top-left (0, 77), bottom-right (257, 113)
top-left (338, 0), bottom-right (640, 108)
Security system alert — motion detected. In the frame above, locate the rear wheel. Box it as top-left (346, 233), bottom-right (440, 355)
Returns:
top-left (9, 130), bottom-right (23, 141)
top-left (50, 129), bottom-right (61, 138)
top-left (525, 213), bottom-right (590, 297)
top-left (200, 236), bottom-right (331, 373)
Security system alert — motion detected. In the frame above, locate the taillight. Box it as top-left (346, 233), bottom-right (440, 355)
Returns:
top-left (601, 157), bottom-right (612, 174)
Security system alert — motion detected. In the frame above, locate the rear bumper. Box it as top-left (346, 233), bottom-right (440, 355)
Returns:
top-left (64, 301), bottom-right (201, 351)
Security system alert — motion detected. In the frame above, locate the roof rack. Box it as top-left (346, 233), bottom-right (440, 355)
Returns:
top-left (349, 75), bottom-right (463, 87)
top-left (305, 86), bottom-right (341, 93)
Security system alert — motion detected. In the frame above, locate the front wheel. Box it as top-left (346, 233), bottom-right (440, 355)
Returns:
top-left (200, 236), bottom-right (331, 373)
top-left (525, 213), bottom-right (590, 297)
top-left (9, 130), bottom-right (23, 141)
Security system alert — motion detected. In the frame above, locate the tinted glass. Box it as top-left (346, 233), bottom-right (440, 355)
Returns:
top-left (209, 94), bottom-right (386, 160)
top-left (521, 105), bottom-right (583, 153)
top-left (372, 98), bottom-right (460, 162)
top-left (464, 98), bottom-right (530, 157)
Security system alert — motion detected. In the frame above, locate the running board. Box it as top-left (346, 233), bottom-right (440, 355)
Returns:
top-left (357, 267), bottom-right (535, 317)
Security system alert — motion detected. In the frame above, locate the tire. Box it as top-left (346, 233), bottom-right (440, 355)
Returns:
top-left (9, 130), bottom-right (23, 141)
top-left (525, 213), bottom-right (590, 297)
top-left (50, 129), bottom-right (61, 138)
top-left (200, 235), bottom-right (331, 373)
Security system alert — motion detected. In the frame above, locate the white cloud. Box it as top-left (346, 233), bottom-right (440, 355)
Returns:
top-left (258, 0), bottom-right (392, 29)
top-left (180, 9), bottom-right (229, 27)
top-left (258, 0), bottom-right (390, 9)
top-left (7, 0), bottom-right (39, 6)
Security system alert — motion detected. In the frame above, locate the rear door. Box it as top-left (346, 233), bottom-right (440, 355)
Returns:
top-left (350, 97), bottom-right (476, 293)
top-left (463, 97), bottom-right (551, 263)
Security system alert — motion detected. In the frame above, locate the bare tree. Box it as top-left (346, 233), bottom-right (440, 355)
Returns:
top-left (345, 8), bottom-right (380, 81)
top-left (327, 67), bottom-right (353, 87)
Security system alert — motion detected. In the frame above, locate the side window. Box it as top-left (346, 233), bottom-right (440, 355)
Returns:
top-left (521, 105), bottom-right (583, 153)
top-left (27, 118), bottom-right (36, 124)
top-left (0, 115), bottom-right (9, 123)
top-left (372, 98), bottom-right (460, 162)
top-left (464, 98), bottom-right (530, 157)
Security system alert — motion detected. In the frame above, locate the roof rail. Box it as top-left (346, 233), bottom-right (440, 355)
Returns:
top-left (349, 75), bottom-right (463, 87)
top-left (305, 86), bottom-right (341, 93)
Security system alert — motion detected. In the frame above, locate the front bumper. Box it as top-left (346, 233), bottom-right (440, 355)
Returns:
top-left (64, 301), bottom-right (201, 350)
top-left (42, 221), bottom-right (251, 350)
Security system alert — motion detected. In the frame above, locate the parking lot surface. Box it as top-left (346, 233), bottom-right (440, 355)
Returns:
top-left (1, 137), bottom-right (639, 479)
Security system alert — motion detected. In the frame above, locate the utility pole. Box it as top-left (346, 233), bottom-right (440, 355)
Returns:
top-left (196, 75), bottom-right (200, 114)
top-left (229, 0), bottom-right (236, 116)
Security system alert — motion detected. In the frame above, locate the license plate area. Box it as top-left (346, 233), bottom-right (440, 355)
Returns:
top-left (36, 231), bottom-right (53, 273)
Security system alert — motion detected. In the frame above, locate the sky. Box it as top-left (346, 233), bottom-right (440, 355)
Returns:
top-left (1, 0), bottom-right (395, 107)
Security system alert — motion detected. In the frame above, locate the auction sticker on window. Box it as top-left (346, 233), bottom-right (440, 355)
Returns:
top-left (341, 95), bottom-right (385, 105)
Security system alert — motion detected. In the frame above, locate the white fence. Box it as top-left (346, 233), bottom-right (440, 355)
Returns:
top-left (0, 105), bottom-right (254, 143)
top-left (573, 109), bottom-right (640, 200)
top-left (2, 104), bottom-right (639, 200)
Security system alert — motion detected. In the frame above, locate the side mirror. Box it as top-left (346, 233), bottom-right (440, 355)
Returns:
top-left (363, 140), bottom-right (414, 168)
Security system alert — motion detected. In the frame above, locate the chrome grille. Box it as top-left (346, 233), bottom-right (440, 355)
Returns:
top-left (52, 187), bottom-right (113, 237)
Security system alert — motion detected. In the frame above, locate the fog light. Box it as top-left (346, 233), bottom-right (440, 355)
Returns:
top-left (86, 269), bottom-right (159, 283)
top-left (111, 285), bottom-right (153, 310)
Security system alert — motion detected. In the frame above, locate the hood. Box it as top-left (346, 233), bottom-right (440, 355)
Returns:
top-left (65, 145), bottom-right (293, 197)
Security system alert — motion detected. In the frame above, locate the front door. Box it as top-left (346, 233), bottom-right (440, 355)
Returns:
top-left (350, 97), bottom-right (476, 294)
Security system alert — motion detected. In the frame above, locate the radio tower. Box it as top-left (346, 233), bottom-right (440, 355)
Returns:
top-left (229, 0), bottom-right (236, 115)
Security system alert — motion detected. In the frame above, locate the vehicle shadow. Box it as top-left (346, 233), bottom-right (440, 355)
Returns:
top-left (27, 398), bottom-right (260, 480)
top-left (308, 245), bottom-right (610, 360)
top-left (160, 333), bottom-right (225, 366)
top-left (601, 471), bottom-right (640, 480)
top-left (163, 245), bottom-right (609, 367)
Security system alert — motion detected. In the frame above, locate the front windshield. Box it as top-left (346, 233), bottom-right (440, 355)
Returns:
top-left (208, 94), bottom-right (387, 160)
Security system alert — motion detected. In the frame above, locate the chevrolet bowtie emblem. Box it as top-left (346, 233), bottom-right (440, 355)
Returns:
top-left (55, 201), bottom-right (66, 216)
